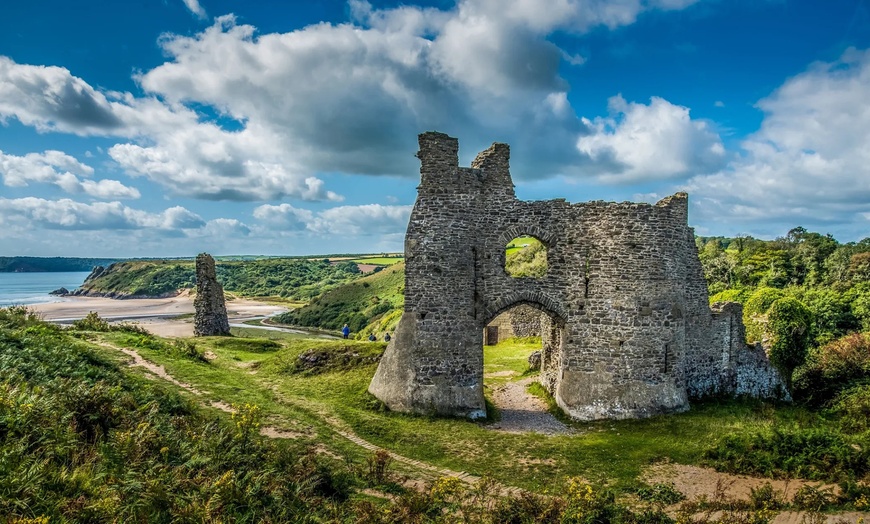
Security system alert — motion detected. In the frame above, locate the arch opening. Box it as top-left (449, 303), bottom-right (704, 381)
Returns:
top-left (482, 301), bottom-right (567, 423)
top-left (504, 235), bottom-right (548, 278)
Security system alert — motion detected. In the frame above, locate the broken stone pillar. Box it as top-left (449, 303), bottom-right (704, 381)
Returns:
top-left (194, 253), bottom-right (230, 336)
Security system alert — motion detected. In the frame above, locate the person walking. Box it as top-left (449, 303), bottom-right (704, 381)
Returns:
top-left (368, 333), bottom-right (376, 341)
top-left (342, 324), bottom-right (350, 339)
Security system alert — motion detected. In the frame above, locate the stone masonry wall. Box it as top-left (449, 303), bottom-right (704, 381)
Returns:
top-left (486, 304), bottom-right (542, 342)
top-left (368, 132), bottom-right (787, 421)
top-left (194, 253), bottom-right (231, 337)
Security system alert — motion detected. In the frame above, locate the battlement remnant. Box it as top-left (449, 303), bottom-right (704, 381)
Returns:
top-left (194, 253), bottom-right (231, 337)
top-left (368, 132), bottom-right (786, 420)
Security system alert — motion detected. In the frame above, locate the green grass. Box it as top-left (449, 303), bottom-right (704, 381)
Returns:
top-left (84, 326), bottom-right (833, 495)
top-left (350, 257), bottom-right (405, 265)
top-left (273, 262), bottom-right (405, 333)
top-left (483, 337), bottom-right (539, 384)
top-left (77, 257), bottom-right (364, 299)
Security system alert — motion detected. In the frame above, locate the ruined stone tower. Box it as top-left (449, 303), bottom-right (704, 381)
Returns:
top-left (194, 253), bottom-right (231, 337)
top-left (368, 132), bottom-right (784, 421)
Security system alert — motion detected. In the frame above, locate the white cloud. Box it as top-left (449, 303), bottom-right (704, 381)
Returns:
top-left (0, 197), bottom-right (204, 230)
top-left (254, 202), bottom-right (412, 236)
top-left (252, 203), bottom-right (313, 230)
top-left (577, 95), bottom-right (726, 183)
top-left (73, 178), bottom-right (141, 200)
top-left (685, 48), bottom-right (870, 234)
top-left (199, 218), bottom-right (251, 237)
top-left (0, 56), bottom-right (338, 202)
top-left (0, 149), bottom-right (140, 199)
top-left (182, 0), bottom-right (207, 19)
top-left (308, 204), bottom-right (413, 235)
top-left (0, 57), bottom-right (124, 134)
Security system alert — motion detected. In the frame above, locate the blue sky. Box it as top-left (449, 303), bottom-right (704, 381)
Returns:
top-left (1, 0), bottom-right (869, 257)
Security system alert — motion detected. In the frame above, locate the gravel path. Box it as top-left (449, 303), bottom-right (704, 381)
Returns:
top-left (486, 377), bottom-right (574, 435)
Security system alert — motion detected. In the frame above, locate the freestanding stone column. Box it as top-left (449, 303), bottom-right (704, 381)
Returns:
top-left (194, 253), bottom-right (230, 336)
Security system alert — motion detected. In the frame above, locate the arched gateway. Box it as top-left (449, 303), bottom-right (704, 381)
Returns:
top-left (369, 132), bottom-right (786, 421)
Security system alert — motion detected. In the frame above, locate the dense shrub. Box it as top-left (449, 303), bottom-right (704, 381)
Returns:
top-left (831, 385), bottom-right (870, 433)
top-left (704, 427), bottom-right (870, 482)
top-left (792, 332), bottom-right (870, 406)
top-left (71, 311), bottom-right (110, 331)
top-left (709, 288), bottom-right (749, 305)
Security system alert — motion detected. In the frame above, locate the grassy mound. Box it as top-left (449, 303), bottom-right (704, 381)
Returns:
top-left (273, 262), bottom-right (405, 334)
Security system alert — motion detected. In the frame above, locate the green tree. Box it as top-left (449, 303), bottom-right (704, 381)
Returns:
top-left (743, 287), bottom-right (786, 343)
top-left (849, 252), bottom-right (870, 282)
top-left (767, 297), bottom-right (814, 388)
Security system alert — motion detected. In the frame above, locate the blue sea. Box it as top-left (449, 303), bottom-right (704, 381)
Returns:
top-left (0, 272), bottom-right (91, 307)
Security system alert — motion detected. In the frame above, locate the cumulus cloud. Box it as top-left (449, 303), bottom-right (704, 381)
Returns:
top-left (0, 197), bottom-right (204, 230)
top-left (309, 204), bottom-right (413, 235)
top-left (1, 0), bottom-right (707, 209)
top-left (0, 56), bottom-right (338, 202)
top-left (0, 57), bottom-right (124, 134)
top-left (0, 149), bottom-right (140, 199)
top-left (254, 203), bottom-right (412, 236)
top-left (685, 48), bottom-right (870, 233)
top-left (199, 218), bottom-right (252, 237)
top-left (136, 0), bottom-right (703, 180)
top-left (576, 95), bottom-right (726, 183)
top-left (252, 203), bottom-right (313, 230)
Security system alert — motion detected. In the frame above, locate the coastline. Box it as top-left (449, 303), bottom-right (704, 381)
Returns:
top-left (27, 295), bottom-right (288, 338)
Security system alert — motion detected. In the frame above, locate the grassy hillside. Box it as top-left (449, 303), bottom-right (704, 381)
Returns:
top-left (0, 307), bottom-right (359, 522)
top-left (272, 262), bottom-right (405, 334)
top-left (74, 258), bottom-right (363, 299)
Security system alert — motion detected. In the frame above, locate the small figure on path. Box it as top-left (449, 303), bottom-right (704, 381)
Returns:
top-left (342, 324), bottom-right (350, 339)
top-left (384, 333), bottom-right (391, 342)
top-left (368, 333), bottom-right (376, 341)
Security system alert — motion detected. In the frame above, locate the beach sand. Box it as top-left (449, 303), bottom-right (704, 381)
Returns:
top-left (29, 295), bottom-right (288, 338)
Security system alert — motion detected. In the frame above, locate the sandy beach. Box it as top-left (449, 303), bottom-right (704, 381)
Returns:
top-left (29, 295), bottom-right (288, 338)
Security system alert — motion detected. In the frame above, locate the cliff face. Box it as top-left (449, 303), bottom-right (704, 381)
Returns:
top-left (71, 262), bottom-right (193, 299)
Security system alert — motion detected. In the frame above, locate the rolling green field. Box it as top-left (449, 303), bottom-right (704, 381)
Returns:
top-left (350, 257), bottom-right (405, 265)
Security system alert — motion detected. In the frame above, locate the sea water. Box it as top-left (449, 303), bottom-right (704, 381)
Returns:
top-left (0, 272), bottom-right (91, 307)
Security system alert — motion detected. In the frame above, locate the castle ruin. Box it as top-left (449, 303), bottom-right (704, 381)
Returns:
top-left (368, 132), bottom-right (785, 421)
top-left (194, 253), bottom-right (231, 337)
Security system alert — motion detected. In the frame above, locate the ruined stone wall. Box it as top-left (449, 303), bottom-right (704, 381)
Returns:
top-left (486, 304), bottom-right (542, 342)
top-left (369, 132), bottom-right (786, 421)
top-left (707, 302), bottom-right (788, 399)
top-left (194, 253), bottom-right (230, 337)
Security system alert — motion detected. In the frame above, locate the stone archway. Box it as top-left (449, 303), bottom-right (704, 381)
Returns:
top-left (368, 132), bottom-right (788, 421)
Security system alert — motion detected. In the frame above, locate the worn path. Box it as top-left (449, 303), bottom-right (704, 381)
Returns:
top-left (486, 376), bottom-right (574, 435)
top-left (98, 340), bottom-right (520, 493)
